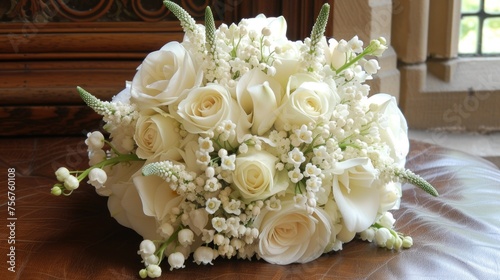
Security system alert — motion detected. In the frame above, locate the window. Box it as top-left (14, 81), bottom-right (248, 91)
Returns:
top-left (391, 0), bottom-right (500, 132)
top-left (459, 0), bottom-right (500, 55)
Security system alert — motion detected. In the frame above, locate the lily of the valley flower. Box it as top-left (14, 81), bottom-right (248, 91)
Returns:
top-left (87, 167), bottom-right (107, 189)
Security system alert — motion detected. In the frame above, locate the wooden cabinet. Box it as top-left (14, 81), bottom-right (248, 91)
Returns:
top-left (0, 0), bottom-right (333, 136)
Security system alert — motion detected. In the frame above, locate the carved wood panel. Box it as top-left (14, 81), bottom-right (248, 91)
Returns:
top-left (233, 0), bottom-right (334, 41)
top-left (0, 0), bottom-right (227, 61)
top-left (0, 0), bottom-right (334, 136)
top-left (1, 0), bottom-right (212, 22)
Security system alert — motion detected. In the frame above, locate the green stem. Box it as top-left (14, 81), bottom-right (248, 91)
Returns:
top-left (295, 181), bottom-right (305, 195)
top-left (339, 142), bottom-right (362, 150)
top-left (335, 39), bottom-right (385, 75)
top-left (104, 139), bottom-right (125, 157)
top-left (335, 48), bottom-right (371, 75)
top-left (300, 133), bottom-right (325, 154)
top-left (78, 153), bottom-right (144, 182)
top-left (231, 36), bottom-right (242, 59)
top-left (156, 226), bottom-right (183, 264)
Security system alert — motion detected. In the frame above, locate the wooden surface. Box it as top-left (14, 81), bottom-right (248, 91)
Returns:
top-left (0, 106), bottom-right (101, 136)
top-left (0, 138), bottom-right (499, 279)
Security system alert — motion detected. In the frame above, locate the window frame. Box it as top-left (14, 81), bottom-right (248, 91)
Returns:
top-left (459, 0), bottom-right (500, 56)
top-left (393, 0), bottom-right (500, 132)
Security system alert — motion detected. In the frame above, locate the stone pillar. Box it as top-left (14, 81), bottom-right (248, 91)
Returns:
top-left (333, 0), bottom-right (400, 100)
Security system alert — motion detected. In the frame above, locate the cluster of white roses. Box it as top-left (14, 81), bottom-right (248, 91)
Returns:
top-left (52, 2), bottom-right (436, 279)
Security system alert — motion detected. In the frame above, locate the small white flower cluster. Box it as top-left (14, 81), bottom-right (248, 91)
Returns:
top-left (86, 131), bottom-right (106, 166)
top-left (195, 16), bottom-right (285, 89)
top-left (53, 2), bottom-right (436, 278)
top-left (143, 153), bottom-right (268, 261)
top-left (52, 131), bottom-right (108, 196)
top-left (300, 37), bottom-right (325, 75)
top-left (359, 212), bottom-right (413, 250)
top-left (137, 240), bottom-right (162, 278)
top-left (51, 167), bottom-right (79, 195)
top-left (103, 100), bottom-right (139, 155)
top-left (77, 86), bottom-right (139, 156)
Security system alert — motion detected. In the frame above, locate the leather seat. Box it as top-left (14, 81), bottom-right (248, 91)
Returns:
top-left (1, 138), bottom-right (499, 279)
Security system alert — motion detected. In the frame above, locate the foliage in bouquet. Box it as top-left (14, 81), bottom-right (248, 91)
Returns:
top-left (51, 1), bottom-right (437, 278)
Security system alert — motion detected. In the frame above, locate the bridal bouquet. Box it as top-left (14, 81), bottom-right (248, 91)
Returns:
top-left (51, 1), bottom-right (437, 278)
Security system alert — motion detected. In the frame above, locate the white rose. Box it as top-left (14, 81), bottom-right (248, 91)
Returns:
top-left (235, 69), bottom-right (283, 135)
top-left (322, 199), bottom-right (343, 251)
top-left (107, 177), bottom-right (160, 240)
top-left (131, 41), bottom-right (201, 110)
top-left (273, 40), bottom-right (302, 88)
top-left (134, 110), bottom-right (182, 161)
top-left (133, 174), bottom-right (183, 224)
top-left (177, 134), bottom-right (203, 174)
top-left (254, 198), bottom-right (332, 264)
top-left (173, 84), bottom-right (246, 136)
top-left (368, 93), bottom-right (409, 167)
top-left (102, 161), bottom-right (143, 196)
top-left (232, 148), bottom-right (289, 202)
top-left (275, 73), bottom-right (339, 130)
top-left (102, 161), bottom-right (159, 239)
top-left (331, 158), bottom-right (380, 235)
